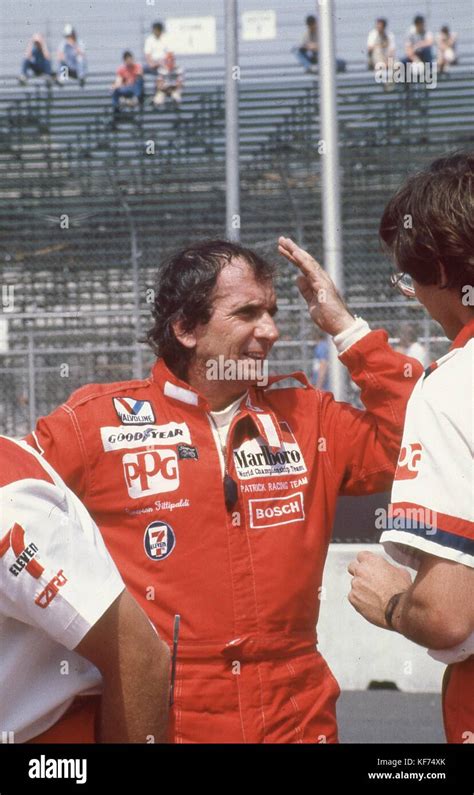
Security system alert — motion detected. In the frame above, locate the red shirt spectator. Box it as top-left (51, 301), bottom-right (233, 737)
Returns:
top-left (112, 52), bottom-right (144, 114)
top-left (116, 61), bottom-right (143, 86)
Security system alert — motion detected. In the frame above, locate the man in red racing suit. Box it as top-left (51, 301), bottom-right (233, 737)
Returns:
top-left (25, 237), bottom-right (421, 742)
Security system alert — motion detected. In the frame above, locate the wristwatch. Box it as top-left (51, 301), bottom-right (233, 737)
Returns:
top-left (384, 591), bottom-right (405, 629)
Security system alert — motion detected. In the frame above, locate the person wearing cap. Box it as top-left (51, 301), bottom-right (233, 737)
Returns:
top-left (57, 24), bottom-right (87, 87)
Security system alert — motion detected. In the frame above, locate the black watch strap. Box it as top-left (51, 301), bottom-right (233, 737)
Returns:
top-left (385, 591), bottom-right (405, 629)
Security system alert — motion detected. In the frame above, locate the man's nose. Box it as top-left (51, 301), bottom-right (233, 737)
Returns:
top-left (255, 313), bottom-right (279, 343)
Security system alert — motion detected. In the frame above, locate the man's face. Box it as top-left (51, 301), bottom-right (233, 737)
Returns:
top-left (376, 20), bottom-right (385, 34)
top-left (184, 259), bottom-right (279, 388)
top-left (153, 26), bottom-right (163, 38)
top-left (412, 279), bottom-right (458, 339)
top-left (415, 20), bottom-right (425, 35)
top-left (125, 56), bottom-right (134, 67)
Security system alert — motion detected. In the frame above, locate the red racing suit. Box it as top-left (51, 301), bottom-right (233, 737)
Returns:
top-left (25, 330), bottom-right (421, 743)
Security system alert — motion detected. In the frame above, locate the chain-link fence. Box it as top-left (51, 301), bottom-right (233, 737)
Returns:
top-left (1, 67), bottom-right (472, 436)
top-left (0, 296), bottom-right (450, 438)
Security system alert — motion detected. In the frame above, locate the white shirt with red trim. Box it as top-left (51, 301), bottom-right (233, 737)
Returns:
top-left (380, 321), bottom-right (474, 664)
top-left (0, 436), bottom-right (124, 743)
top-left (144, 33), bottom-right (170, 61)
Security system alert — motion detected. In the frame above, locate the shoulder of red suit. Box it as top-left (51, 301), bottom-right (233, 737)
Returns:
top-left (57, 373), bottom-right (317, 413)
top-left (253, 381), bottom-right (319, 410)
top-left (56, 375), bottom-right (314, 410)
top-left (60, 376), bottom-right (154, 411)
top-left (0, 437), bottom-right (54, 488)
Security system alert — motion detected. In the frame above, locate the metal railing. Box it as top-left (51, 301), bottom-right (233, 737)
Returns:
top-left (0, 67), bottom-right (467, 434)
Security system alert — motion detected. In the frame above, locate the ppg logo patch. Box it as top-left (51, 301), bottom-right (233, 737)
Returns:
top-left (123, 449), bottom-right (179, 498)
top-left (144, 520), bottom-right (176, 561)
top-left (113, 397), bottom-right (155, 424)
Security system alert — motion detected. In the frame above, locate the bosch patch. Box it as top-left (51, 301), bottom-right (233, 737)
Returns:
top-left (248, 491), bottom-right (305, 529)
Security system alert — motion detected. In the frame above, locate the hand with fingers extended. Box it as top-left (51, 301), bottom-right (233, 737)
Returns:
top-left (278, 236), bottom-right (355, 336)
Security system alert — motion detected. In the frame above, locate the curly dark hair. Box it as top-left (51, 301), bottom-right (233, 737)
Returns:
top-left (379, 151), bottom-right (474, 292)
top-left (146, 239), bottom-right (275, 377)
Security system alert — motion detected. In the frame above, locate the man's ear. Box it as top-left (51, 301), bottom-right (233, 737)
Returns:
top-left (171, 319), bottom-right (197, 350)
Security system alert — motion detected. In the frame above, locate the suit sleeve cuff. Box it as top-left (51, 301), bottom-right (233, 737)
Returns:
top-left (333, 317), bottom-right (371, 355)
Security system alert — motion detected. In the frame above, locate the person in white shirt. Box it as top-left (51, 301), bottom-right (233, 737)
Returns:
top-left (348, 151), bottom-right (474, 744)
top-left (0, 436), bottom-right (170, 743)
top-left (144, 21), bottom-right (170, 75)
top-left (403, 14), bottom-right (434, 65)
top-left (437, 26), bottom-right (458, 74)
top-left (367, 18), bottom-right (396, 70)
top-left (153, 51), bottom-right (185, 108)
top-left (396, 321), bottom-right (429, 367)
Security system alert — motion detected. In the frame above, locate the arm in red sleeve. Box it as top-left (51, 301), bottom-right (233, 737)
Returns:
top-left (321, 329), bottom-right (423, 495)
top-left (24, 404), bottom-right (89, 499)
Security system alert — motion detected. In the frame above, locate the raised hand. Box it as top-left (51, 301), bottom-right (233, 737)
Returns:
top-left (278, 236), bottom-right (355, 336)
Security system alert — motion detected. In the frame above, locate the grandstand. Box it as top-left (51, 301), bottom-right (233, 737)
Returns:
top-left (0, 60), bottom-right (473, 437)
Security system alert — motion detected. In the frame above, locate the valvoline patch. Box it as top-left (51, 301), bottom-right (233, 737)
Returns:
top-left (113, 397), bottom-right (155, 425)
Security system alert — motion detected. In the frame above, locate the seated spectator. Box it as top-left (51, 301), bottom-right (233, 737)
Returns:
top-left (295, 14), bottom-right (346, 74)
top-left (57, 24), bottom-right (87, 86)
top-left (152, 52), bottom-right (184, 108)
top-left (19, 33), bottom-right (52, 84)
top-left (297, 14), bottom-right (318, 71)
top-left (144, 21), bottom-right (170, 75)
top-left (402, 15), bottom-right (434, 66)
top-left (367, 18), bottom-right (395, 70)
top-left (395, 322), bottom-right (429, 367)
top-left (112, 51), bottom-right (144, 115)
top-left (437, 25), bottom-right (458, 73)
